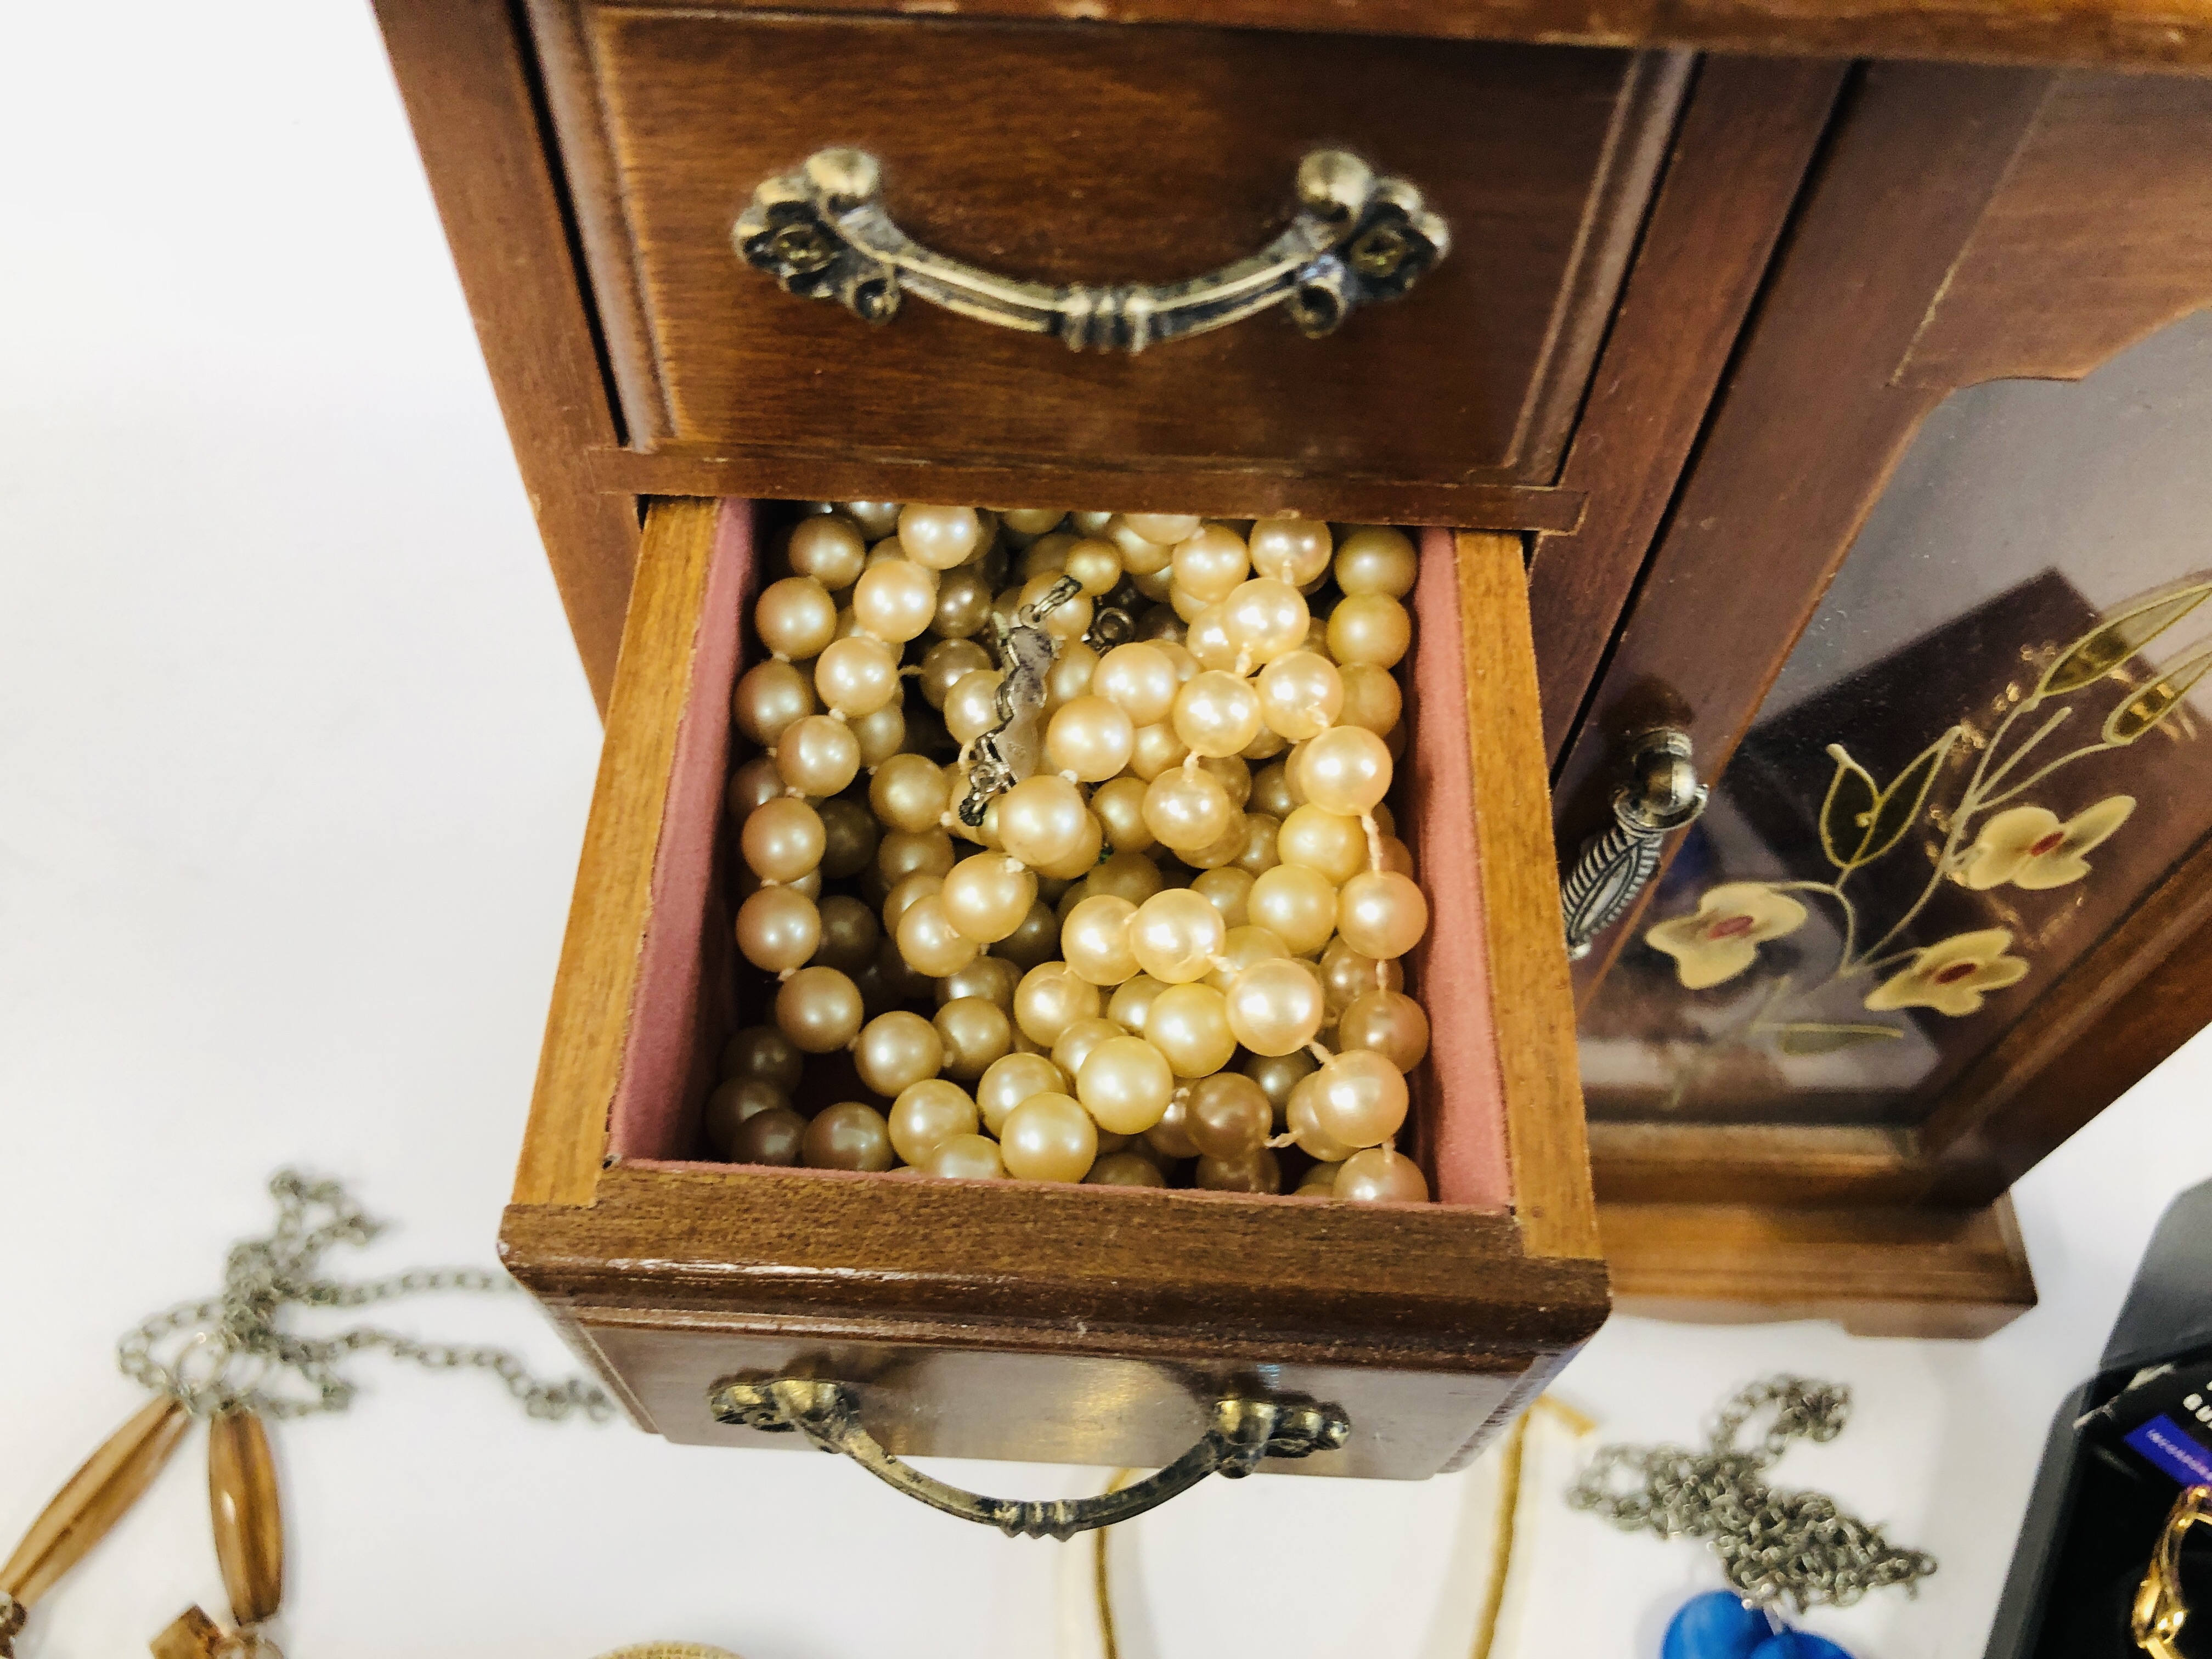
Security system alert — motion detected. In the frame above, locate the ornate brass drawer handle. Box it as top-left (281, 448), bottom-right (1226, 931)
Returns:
top-left (732, 148), bottom-right (1449, 353)
top-left (708, 1378), bottom-right (1350, 1537)
top-left (1561, 727), bottom-right (1710, 960)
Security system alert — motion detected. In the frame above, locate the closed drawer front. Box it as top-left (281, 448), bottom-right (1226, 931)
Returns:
top-left (532, 3), bottom-right (1681, 509)
top-left (506, 499), bottom-right (1605, 1482)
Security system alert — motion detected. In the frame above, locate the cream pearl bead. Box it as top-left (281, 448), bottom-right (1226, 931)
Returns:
top-left (1223, 579), bottom-right (1310, 665)
top-left (726, 755), bottom-right (783, 824)
top-left (977, 1050), bottom-right (1067, 1135)
top-left (897, 504), bottom-right (984, 569)
top-left (1250, 760), bottom-right (1300, 820)
top-left (996, 775), bottom-right (1092, 869)
top-left (896, 892), bottom-right (981, 977)
top-left (1106, 973), bottom-right (1168, 1036)
top-left (814, 634), bottom-right (901, 716)
top-left (1030, 809), bottom-right (1103, 882)
top-left (1124, 513), bottom-right (1202, 545)
top-left (938, 954), bottom-right (1020, 1009)
top-left (1090, 776), bottom-right (1155, 854)
top-left (1306, 1049), bottom-right (1408, 1148)
top-left (1336, 870), bottom-right (1429, 960)
top-left (755, 576), bottom-right (838, 661)
top-left (1333, 526), bottom-right (1419, 597)
top-left (999, 506), bottom-right (1068, 535)
top-left (1145, 983), bottom-right (1238, 1077)
top-left (1192, 866), bottom-right (1254, 929)
top-left (1093, 643), bottom-right (1179, 726)
top-left (703, 1076), bottom-right (789, 1158)
top-left (742, 797), bottom-right (825, 884)
top-left (1128, 723), bottom-right (1192, 782)
top-left (1336, 663), bottom-right (1402, 735)
top-left (803, 1101), bottom-right (894, 1171)
top-left (1242, 724), bottom-right (1289, 763)
top-left (930, 567), bottom-right (994, 639)
top-left (1102, 518), bottom-right (1171, 575)
top-left (869, 753), bottom-right (950, 835)
top-left (1300, 725), bottom-right (1394, 816)
top-left (944, 670), bottom-right (1006, 746)
top-left (1013, 962), bottom-right (1102, 1046)
top-left (887, 1077), bottom-right (979, 1165)
top-left (1294, 1163), bottom-right (1340, 1196)
top-left (940, 853), bottom-right (1038, 944)
top-left (723, 1024), bottom-right (804, 1092)
top-left (1000, 1092), bottom-right (1097, 1183)
top-left (1019, 532), bottom-right (1074, 579)
top-left (812, 892), bottom-right (881, 974)
top-left (1327, 593), bottom-right (1413, 669)
top-left (926, 1133), bottom-right (1007, 1180)
top-left (1088, 849), bottom-right (1165, 906)
top-left (1087, 1150), bottom-right (1167, 1187)
top-left (1243, 1048), bottom-right (1315, 1124)
top-left (1319, 936), bottom-right (1403, 1013)
top-left (775, 965), bottom-right (864, 1053)
top-left (736, 885), bottom-right (821, 973)
top-left (1255, 652), bottom-right (1343, 742)
top-left (1338, 988), bottom-right (1431, 1071)
top-left (1223, 957), bottom-right (1326, 1056)
top-left (856, 1011), bottom-right (945, 1098)
top-left (994, 899), bottom-right (1060, 970)
top-left (1141, 766), bottom-right (1232, 853)
top-left (843, 500), bottom-right (902, 538)
top-left (1051, 1015), bottom-right (1125, 1084)
top-left (851, 702), bottom-right (907, 767)
top-left (1064, 539), bottom-right (1124, 596)
top-left (1184, 604), bottom-right (1239, 669)
top-left (1169, 524), bottom-right (1249, 603)
top-left (1202, 922), bottom-right (1289, 991)
top-left (881, 873), bottom-right (943, 934)
top-left (817, 799), bottom-right (879, 882)
top-left (733, 660), bottom-right (819, 747)
top-left (1278, 804), bottom-right (1369, 885)
top-left (1234, 812), bottom-right (1282, 876)
top-left (877, 827), bottom-right (955, 888)
top-left (1195, 1146), bottom-right (1283, 1194)
top-left (1246, 517), bottom-right (1334, 585)
top-left (1285, 1074), bottom-right (1356, 1161)
top-left (786, 513), bottom-right (869, 589)
top-left (1046, 641), bottom-right (1098, 712)
top-left (853, 558), bottom-right (939, 644)
top-left (1019, 572), bottom-right (1092, 641)
top-left (1128, 889), bottom-right (1227, 984)
top-left (731, 1107), bottom-right (807, 1165)
top-left (738, 864), bottom-right (821, 903)
top-left (1046, 696), bottom-right (1135, 782)
top-left (1334, 1146), bottom-right (1429, 1203)
top-left (1184, 1072), bottom-right (1272, 1159)
top-left (776, 714), bottom-right (861, 797)
top-left (918, 638), bottom-right (992, 711)
top-left (1062, 894), bottom-right (1141, 986)
top-left (1172, 672), bottom-right (1263, 759)
top-left (1182, 812), bottom-right (1250, 872)
top-left (1248, 863), bottom-right (1337, 956)
top-left (1076, 1035), bottom-right (1175, 1135)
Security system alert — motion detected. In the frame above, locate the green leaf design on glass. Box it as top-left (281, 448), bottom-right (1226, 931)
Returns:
top-left (1818, 744), bottom-right (1880, 869)
top-left (1769, 1022), bottom-right (1906, 1057)
top-left (2038, 580), bottom-right (2212, 698)
top-left (2102, 639), bottom-right (2212, 744)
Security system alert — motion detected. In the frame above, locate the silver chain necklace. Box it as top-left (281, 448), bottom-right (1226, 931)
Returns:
top-left (116, 1169), bottom-right (612, 1423)
top-left (1567, 1376), bottom-right (1938, 1611)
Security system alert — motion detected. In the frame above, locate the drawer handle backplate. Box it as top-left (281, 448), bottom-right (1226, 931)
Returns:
top-left (732, 148), bottom-right (1449, 353)
top-left (709, 1377), bottom-right (1349, 1537)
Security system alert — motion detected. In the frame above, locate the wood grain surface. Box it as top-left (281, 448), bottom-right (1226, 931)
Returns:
top-left (1601, 1197), bottom-right (2036, 1338)
top-left (580, 0), bottom-right (2212, 75)
top-left (372, 0), bottom-right (642, 712)
top-left (552, 6), bottom-right (1677, 490)
top-left (514, 498), bottom-right (721, 1206)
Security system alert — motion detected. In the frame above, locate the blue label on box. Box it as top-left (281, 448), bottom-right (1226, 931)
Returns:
top-left (2126, 1414), bottom-right (2212, 1487)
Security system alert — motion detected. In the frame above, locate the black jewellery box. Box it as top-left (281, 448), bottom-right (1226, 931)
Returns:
top-left (1987, 1176), bottom-right (2212, 1658)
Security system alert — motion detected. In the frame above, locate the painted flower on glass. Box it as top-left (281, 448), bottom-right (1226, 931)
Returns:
top-left (1957, 795), bottom-right (2135, 891)
top-left (1647, 882), bottom-right (1809, 990)
top-left (1864, 929), bottom-right (2029, 1016)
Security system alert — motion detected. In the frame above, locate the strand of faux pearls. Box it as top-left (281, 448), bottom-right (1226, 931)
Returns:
top-left (720, 505), bottom-right (1437, 1202)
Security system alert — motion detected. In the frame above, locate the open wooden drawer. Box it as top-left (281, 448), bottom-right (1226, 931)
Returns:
top-left (501, 499), bottom-right (1607, 1488)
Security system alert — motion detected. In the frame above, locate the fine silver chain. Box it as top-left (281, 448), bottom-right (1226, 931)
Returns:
top-left (116, 1170), bottom-right (613, 1423)
top-left (1567, 1376), bottom-right (1937, 1611)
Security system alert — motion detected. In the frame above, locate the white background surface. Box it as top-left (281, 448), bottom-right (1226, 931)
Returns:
top-left (3, 6), bottom-right (2208, 1656)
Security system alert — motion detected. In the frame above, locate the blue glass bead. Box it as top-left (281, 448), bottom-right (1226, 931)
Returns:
top-left (1747, 1632), bottom-right (1854, 1659)
top-left (1661, 1592), bottom-right (1772, 1659)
